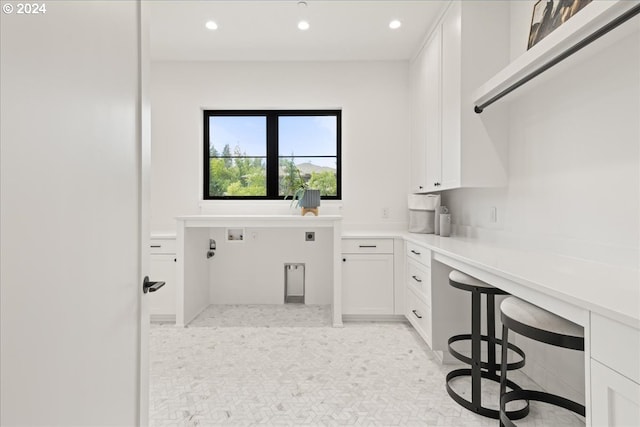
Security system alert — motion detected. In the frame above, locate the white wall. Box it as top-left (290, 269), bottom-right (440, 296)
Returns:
top-left (443, 2), bottom-right (640, 404)
top-left (150, 61), bottom-right (411, 233)
top-left (207, 228), bottom-right (333, 305)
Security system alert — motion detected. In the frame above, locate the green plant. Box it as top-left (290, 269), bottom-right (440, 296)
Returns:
top-left (280, 159), bottom-right (309, 207)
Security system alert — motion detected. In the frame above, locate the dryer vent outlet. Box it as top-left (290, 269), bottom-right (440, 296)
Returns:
top-left (305, 231), bottom-right (315, 242)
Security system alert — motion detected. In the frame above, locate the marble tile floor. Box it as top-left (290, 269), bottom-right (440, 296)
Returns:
top-left (150, 304), bottom-right (585, 427)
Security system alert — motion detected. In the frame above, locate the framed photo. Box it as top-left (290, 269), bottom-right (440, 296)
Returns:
top-left (528, 0), bottom-right (593, 50)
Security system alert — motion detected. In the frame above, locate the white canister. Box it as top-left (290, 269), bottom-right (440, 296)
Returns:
top-left (439, 213), bottom-right (451, 237)
top-left (434, 206), bottom-right (448, 235)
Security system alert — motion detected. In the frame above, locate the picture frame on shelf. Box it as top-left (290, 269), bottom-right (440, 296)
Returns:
top-left (528, 0), bottom-right (593, 49)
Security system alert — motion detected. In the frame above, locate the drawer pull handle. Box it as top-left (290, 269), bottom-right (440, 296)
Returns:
top-left (412, 309), bottom-right (422, 319)
top-left (150, 245), bottom-right (162, 248)
top-left (412, 275), bottom-right (422, 283)
top-left (410, 250), bottom-right (421, 255)
top-left (359, 245), bottom-right (377, 248)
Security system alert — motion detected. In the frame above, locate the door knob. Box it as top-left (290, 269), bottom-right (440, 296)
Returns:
top-left (142, 276), bottom-right (166, 294)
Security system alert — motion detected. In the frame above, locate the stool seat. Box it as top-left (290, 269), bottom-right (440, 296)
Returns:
top-left (449, 270), bottom-right (495, 288)
top-left (500, 297), bottom-right (584, 351)
top-left (499, 297), bottom-right (585, 427)
top-left (500, 297), bottom-right (583, 339)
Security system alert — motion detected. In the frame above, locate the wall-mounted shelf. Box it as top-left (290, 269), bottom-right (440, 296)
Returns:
top-left (473, 1), bottom-right (640, 113)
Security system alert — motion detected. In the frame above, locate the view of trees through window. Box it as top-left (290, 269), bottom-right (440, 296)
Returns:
top-left (204, 111), bottom-right (340, 199)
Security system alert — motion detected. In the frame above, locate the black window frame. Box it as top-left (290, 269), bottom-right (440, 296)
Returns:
top-left (203, 109), bottom-right (342, 201)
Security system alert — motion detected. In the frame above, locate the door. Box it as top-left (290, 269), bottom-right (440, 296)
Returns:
top-left (342, 254), bottom-right (394, 315)
top-left (1, 1), bottom-right (148, 425)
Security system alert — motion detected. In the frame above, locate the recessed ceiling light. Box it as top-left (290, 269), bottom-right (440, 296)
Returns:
top-left (389, 20), bottom-right (402, 30)
top-left (205, 20), bottom-right (218, 31)
top-left (298, 20), bottom-right (310, 31)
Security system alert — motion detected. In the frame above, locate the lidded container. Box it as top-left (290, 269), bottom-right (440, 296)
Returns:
top-left (408, 194), bottom-right (440, 234)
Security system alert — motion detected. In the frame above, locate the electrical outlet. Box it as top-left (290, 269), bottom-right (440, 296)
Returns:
top-left (382, 207), bottom-right (390, 219)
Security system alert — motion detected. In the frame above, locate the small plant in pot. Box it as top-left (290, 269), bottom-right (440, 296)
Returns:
top-left (282, 161), bottom-right (321, 215)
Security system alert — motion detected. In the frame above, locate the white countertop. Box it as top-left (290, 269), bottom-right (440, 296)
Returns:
top-left (344, 231), bottom-right (640, 329)
top-left (175, 214), bottom-right (342, 228)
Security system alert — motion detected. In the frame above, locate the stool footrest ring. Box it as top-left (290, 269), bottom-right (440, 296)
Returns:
top-left (448, 334), bottom-right (526, 371)
top-left (446, 368), bottom-right (530, 420)
top-left (500, 389), bottom-right (585, 427)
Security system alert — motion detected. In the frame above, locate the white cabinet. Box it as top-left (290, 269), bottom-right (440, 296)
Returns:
top-left (590, 313), bottom-right (640, 426)
top-left (591, 360), bottom-right (640, 426)
top-left (341, 238), bottom-right (394, 316)
top-left (405, 242), bottom-right (432, 347)
top-left (409, 1), bottom-right (510, 193)
top-left (149, 237), bottom-right (177, 321)
top-left (411, 26), bottom-right (441, 193)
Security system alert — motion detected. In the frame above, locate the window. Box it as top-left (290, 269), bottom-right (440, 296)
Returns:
top-left (203, 110), bottom-right (341, 200)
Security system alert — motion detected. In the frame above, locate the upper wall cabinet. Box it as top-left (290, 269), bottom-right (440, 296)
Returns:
top-left (410, 1), bottom-right (510, 194)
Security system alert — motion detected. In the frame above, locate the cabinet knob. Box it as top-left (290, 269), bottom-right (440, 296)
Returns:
top-left (412, 275), bottom-right (422, 283)
top-left (412, 309), bottom-right (422, 319)
top-left (342, 258), bottom-right (346, 262)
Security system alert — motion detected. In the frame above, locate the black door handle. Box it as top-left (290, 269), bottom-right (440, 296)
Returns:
top-left (143, 276), bottom-right (166, 294)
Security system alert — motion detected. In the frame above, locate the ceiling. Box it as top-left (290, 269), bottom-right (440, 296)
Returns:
top-left (149, 1), bottom-right (448, 61)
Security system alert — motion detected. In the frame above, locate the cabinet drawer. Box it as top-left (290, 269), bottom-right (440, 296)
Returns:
top-left (407, 260), bottom-right (431, 306)
top-left (341, 238), bottom-right (393, 254)
top-left (406, 242), bottom-right (430, 266)
top-left (591, 313), bottom-right (640, 384)
top-left (406, 286), bottom-right (432, 347)
top-left (149, 238), bottom-right (176, 254)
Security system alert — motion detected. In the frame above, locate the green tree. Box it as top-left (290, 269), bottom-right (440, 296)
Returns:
top-left (308, 171), bottom-right (337, 196)
top-left (279, 157), bottom-right (305, 197)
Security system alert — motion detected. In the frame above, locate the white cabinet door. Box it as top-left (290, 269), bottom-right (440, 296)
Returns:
top-left (592, 359), bottom-right (640, 427)
top-left (410, 40), bottom-right (428, 193)
top-left (424, 27), bottom-right (443, 192)
top-left (440, 0), bottom-right (462, 190)
top-left (150, 254), bottom-right (177, 318)
top-left (342, 254), bottom-right (394, 315)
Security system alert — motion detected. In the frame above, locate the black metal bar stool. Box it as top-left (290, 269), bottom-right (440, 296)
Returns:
top-left (446, 271), bottom-right (528, 420)
top-left (499, 297), bottom-right (585, 427)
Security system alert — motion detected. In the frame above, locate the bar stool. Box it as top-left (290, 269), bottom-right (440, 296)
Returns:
top-left (499, 297), bottom-right (585, 427)
top-left (445, 271), bottom-right (528, 420)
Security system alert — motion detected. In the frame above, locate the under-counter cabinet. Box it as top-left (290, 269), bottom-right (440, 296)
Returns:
top-left (409, 0), bottom-right (510, 193)
top-left (341, 238), bottom-right (394, 316)
top-left (590, 313), bottom-right (640, 426)
top-left (149, 237), bottom-right (177, 322)
top-left (405, 242), bottom-right (433, 346)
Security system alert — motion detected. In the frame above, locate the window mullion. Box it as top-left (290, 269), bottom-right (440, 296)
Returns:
top-left (266, 113), bottom-right (279, 198)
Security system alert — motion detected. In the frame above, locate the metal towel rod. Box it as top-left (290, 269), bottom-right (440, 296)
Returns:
top-left (474, 3), bottom-right (640, 114)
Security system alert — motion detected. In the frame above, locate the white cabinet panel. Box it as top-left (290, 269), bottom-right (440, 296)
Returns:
top-left (406, 242), bottom-right (431, 267)
top-left (341, 238), bottom-right (393, 254)
top-left (591, 313), bottom-right (640, 384)
top-left (406, 286), bottom-right (432, 347)
top-left (149, 254), bottom-right (177, 318)
top-left (592, 360), bottom-right (640, 427)
top-left (440, 0), bottom-right (461, 190)
top-left (407, 260), bottom-right (431, 306)
top-left (342, 254), bottom-right (394, 315)
top-left (424, 28), bottom-right (442, 192)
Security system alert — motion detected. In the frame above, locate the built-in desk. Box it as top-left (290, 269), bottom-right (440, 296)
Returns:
top-left (352, 231), bottom-right (639, 427)
top-left (175, 215), bottom-right (343, 327)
